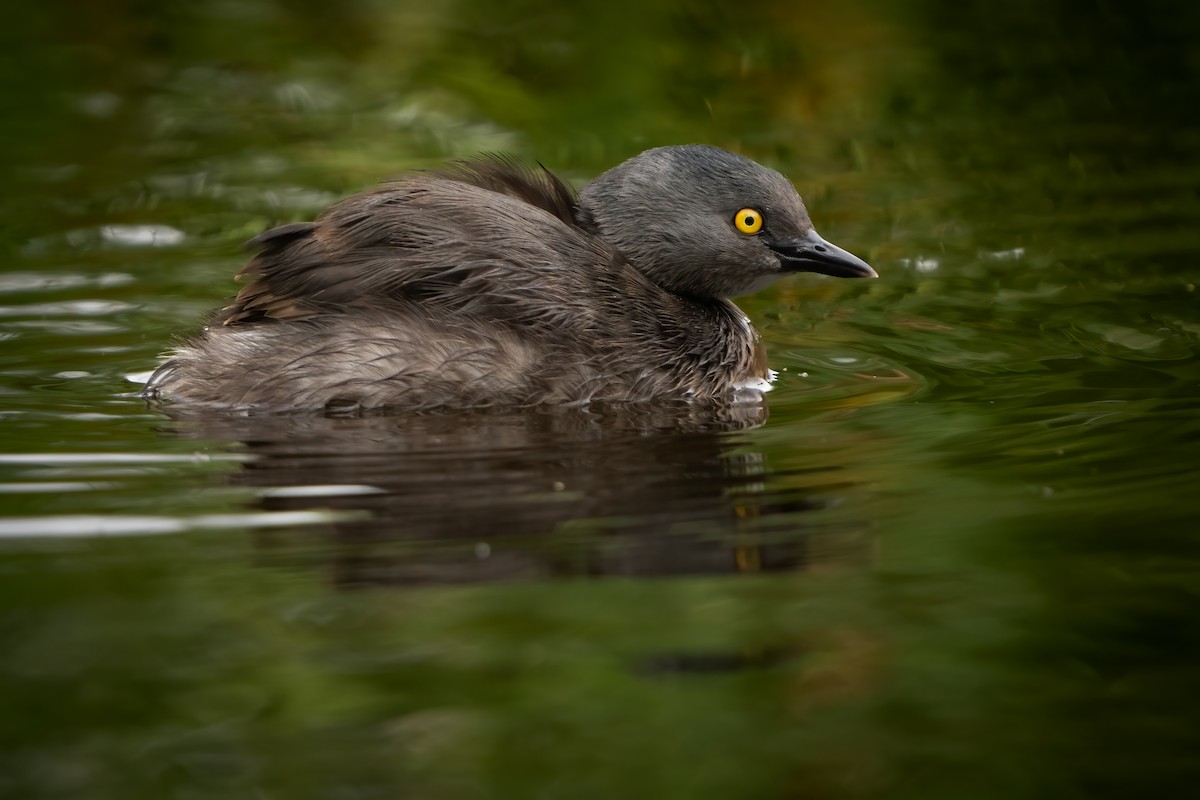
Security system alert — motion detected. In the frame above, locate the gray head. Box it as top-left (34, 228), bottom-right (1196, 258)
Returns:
top-left (577, 145), bottom-right (876, 299)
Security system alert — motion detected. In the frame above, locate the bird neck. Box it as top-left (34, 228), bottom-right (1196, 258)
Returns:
top-left (654, 292), bottom-right (768, 391)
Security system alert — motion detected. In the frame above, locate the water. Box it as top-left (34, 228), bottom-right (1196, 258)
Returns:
top-left (2, 1), bottom-right (1199, 797)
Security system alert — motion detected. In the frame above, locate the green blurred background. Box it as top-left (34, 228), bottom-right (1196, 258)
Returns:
top-left (2, 1), bottom-right (1199, 798)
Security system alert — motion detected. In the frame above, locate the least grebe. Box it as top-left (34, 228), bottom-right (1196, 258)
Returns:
top-left (145, 145), bottom-right (876, 410)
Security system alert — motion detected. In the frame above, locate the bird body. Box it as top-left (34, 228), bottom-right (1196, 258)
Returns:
top-left (146, 146), bottom-right (874, 411)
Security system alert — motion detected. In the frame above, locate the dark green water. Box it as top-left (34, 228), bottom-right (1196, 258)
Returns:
top-left (2, 1), bottom-right (1199, 797)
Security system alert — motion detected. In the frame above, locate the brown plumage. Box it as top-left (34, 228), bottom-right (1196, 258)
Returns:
top-left (144, 145), bottom-right (875, 411)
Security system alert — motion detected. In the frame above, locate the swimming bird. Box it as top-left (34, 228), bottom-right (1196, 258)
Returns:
top-left (144, 145), bottom-right (876, 411)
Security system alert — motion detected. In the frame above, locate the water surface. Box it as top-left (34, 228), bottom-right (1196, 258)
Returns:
top-left (2, 1), bottom-right (1199, 797)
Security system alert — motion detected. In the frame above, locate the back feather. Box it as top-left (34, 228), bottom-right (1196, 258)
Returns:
top-left (216, 157), bottom-right (616, 339)
top-left (433, 155), bottom-right (578, 227)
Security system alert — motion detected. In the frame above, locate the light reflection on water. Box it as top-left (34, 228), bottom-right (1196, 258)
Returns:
top-left (153, 403), bottom-right (872, 586)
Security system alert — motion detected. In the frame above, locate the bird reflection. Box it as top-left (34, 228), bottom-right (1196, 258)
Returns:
top-left (161, 400), bottom-right (864, 588)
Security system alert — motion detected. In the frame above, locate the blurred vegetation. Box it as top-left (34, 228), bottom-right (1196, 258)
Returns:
top-left (1, 0), bottom-right (923, 250)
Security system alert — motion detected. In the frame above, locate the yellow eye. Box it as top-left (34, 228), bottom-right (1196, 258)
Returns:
top-left (734, 208), bottom-right (763, 234)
